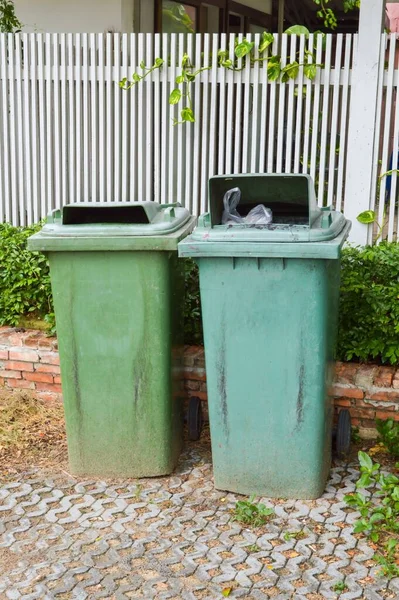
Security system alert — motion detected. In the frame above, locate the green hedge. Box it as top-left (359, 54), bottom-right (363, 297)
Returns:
top-left (2, 223), bottom-right (399, 365)
top-left (0, 223), bottom-right (54, 328)
top-left (337, 243), bottom-right (399, 365)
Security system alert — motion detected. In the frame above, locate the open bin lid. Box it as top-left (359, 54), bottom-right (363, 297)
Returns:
top-left (28, 202), bottom-right (195, 252)
top-left (178, 174), bottom-right (351, 259)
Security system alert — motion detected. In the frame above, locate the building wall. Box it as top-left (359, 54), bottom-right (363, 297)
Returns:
top-left (238, 0), bottom-right (272, 14)
top-left (122, 0), bottom-right (135, 32)
top-left (13, 0), bottom-right (271, 34)
top-left (137, 0), bottom-right (155, 33)
top-left (14, 0), bottom-right (128, 33)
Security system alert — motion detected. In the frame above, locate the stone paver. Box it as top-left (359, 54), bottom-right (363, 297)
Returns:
top-left (0, 445), bottom-right (398, 600)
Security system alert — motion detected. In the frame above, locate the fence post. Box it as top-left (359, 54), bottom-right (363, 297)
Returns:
top-left (344, 0), bottom-right (385, 245)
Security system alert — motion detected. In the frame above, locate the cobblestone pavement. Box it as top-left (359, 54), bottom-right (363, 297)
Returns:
top-left (0, 443), bottom-right (398, 600)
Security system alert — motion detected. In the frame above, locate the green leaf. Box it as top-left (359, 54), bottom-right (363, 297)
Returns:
top-left (282, 61), bottom-right (300, 80)
top-left (344, 494), bottom-right (358, 506)
top-left (221, 59), bottom-right (233, 68)
top-left (267, 56), bottom-right (281, 81)
top-left (132, 73), bottom-right (140, 83)
top-left (222, 588), bottom-right (232, 597)
top-left (356, 473), bottom-right (372, 489)
top-left (181, 53), bottom-right (190, 68)
top-left (176, 74), bottom-right (185, 84)
top-left (259, 32), bottom-right (274, 53)
top-left (235, 40), bottom-right (254, 59)
top-left (370, 531), bottom-right (379, 542)
top-left (358, 451), bottom-right (374, 471)
top-left (357, 210), bottom-right (376, 225)
top-left (354, 519), bottom-right (369, 533)
top-left (169, 89), bottom-right (182, 105)
top-left (139, 60), bottom-right (145, 70)
top-left (304, 63), bottom-right (317, 81)
top-left (356, 492), bottom-right (368, 505)
top-left (284, 25), bottom-right (310, 36)
top-left (369, 512), bottom-right (385, 524)
top-left (154, 57), bottom-right (164, 67)
top-left (181, 107), bottom-right (195, 122)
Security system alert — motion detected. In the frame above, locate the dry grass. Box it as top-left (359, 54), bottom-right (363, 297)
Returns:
top-left (0, 389), bottom-right (67, 476)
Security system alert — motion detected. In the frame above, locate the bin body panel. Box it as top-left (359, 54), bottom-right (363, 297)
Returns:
top-left (49, 250), bottom-right (183, 477)
top-left (198, 256), bottom-right (340, 499)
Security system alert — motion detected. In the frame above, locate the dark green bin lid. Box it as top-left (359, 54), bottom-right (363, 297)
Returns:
top-left (28, 202), bottom-right (195, 252)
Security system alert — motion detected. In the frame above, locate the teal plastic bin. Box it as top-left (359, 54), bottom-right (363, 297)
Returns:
top-left (178, 174), bottom-right (351, 499)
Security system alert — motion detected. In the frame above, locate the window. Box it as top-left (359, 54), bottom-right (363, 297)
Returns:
top-left (228, 2), bottom-right (272, 33)
top-left (157, 0), bottom-right (224, 34)
top-left (249, 22), bottom-right (267, 35)
top-left (228, 12), bottom-right (244, 34)
top-left (162, 2), bottom-right (197, 34)
top-left (156, 1), bottom-right (271, 34)
top-left (200, 4), bottom-right (221, 34)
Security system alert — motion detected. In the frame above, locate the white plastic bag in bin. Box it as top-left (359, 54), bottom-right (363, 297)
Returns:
top-left (221, 187), bottom-right (273, 225)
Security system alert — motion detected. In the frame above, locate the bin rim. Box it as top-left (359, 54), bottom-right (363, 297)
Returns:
top-left (34, 202), bottom-right (192, 238)
top-left (178, 220), bottom-right (352, 260)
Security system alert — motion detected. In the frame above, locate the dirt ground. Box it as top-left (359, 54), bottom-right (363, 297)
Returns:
top-left (0, 389), bottom-right (68, 478)
top-left (0, 390), bottom-right (217, 481)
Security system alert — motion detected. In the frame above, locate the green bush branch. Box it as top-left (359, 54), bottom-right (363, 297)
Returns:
top-left (312, 0), bottom-right (360, 30)
top-left (0, 0), bottom-right (21, 33)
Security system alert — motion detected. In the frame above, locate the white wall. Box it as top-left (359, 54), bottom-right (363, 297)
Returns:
top-left (14, 0), bottom-right (129, 33)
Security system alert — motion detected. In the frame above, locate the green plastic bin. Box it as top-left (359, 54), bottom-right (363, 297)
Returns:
top-left (28, 202), bottom-right (195, 478)
top-left (178, 174), bottom-right (351, 499)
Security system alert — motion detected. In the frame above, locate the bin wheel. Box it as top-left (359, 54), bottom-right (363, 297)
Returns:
top-left (336, 409), bottom-right (351, 459)
top-left (188, 396), bottom-right (203, 441)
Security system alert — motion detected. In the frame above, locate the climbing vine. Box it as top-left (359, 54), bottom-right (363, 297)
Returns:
top-left (120, 0), bottom-right (361, 124)
top-left (120, 30), bottom-right (322, 125)
top-left (356, 168), bottom-right (397, 242)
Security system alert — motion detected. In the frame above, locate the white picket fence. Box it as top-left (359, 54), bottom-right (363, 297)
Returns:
top-left (0, 31), bottom-right (397, 242)
top-left (0, 32), bottom-right (355, 226)
top-left (371, 34), bottom-right (399, 244)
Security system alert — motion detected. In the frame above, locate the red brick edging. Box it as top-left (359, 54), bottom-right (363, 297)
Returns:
top-left (0, 327), bottom-right (61, 402)
top-left (1, 328), bottom-right (398, 435)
